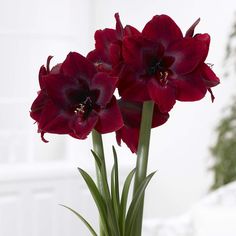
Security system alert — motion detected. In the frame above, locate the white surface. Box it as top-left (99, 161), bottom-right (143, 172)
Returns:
top-left (143, 181), bottom-right (236, 236)
top-left (193, 206), bottom-right (236, 236)
top-left (0, 0), bottom-right (236, 235)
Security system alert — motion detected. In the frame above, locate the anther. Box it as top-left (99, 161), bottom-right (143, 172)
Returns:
top-left (74, 104), bottom-right (85, 114)
top-left (159, 71), bottom-right (169, 85)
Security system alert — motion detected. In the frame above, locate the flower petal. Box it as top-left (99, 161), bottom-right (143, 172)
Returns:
top-left (115, 13), bottom-right (124, 38)
top-left (148, 78), bottom-right (176, 112)
top-left (43, 74), bottom-right (85, 109)
top-left (61, 52), bottom-right (96, 81)
top-left (95, 96), bottom-right (123, 133)
top-left (30, 90), bottom-right (49, 121)
top-left (119, 77), bottom-right (150, 102)
top-left (91, 72), bottom-right (118, 107)
top-left (37, 100), bottom-right (71, 135)
top-left (116, 126), bottom-right (139, 153)
top-left (152, 105), bottom-right (170, 128)
top-left (142, 15), bottom-right (183, 48)
top-left (118, 65), bottom-right (150, 101)
top-left (87, 48), bottom-right (112, 72)
top-left (72, 111), bottom-right (98, 139)
top-left (39, 65), bottom-right (47, 89)
top-left (194, 33), bottom-right (210, 61)
top-left (185, 18), bottom-right (200, 37)
top-left (201, 63), bottom-right (220, 87)
top-left (172, 72), bottom-right (207, 101)
top-left (167, 37), bottom-right (209, 75)
top-left (122, 36), bottom-right (161, 71)
top-left (118, 99), bottom-right (142, 127)
top-left (124, 25), bottom-right (141, 37)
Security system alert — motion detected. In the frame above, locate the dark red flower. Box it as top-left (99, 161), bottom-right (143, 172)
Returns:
top-left (116, 99), bottom-right (169, 153)
top-left (118, 15), bottom-right (220, 112)
top-left (87, 13), bottom-right (140, 74)
top-left (30, 52), bottom-right (123, 141)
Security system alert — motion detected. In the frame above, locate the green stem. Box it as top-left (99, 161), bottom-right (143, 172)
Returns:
top-left (92, 129), bottom-right (106, 236)
top-left (132, 101), bottom-right (154, 236)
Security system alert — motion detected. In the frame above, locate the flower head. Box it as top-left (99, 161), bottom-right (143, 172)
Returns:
top-left (118, 15), bottom-right (220, 112)
top-left (30, 52), bottom-right (123, 141)
top-left (87, 13), bottom-right (140, 74)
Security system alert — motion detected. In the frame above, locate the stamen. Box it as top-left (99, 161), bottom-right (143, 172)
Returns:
top-left (74, 104), bottom-right (85, 114)
top-left (207, 63), bottom-right (214, 68)
top-left (159, 71), bottom-right (169, 85)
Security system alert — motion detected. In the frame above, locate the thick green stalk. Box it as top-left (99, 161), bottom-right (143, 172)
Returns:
top-left (132, 101), bottom-right (154, 236)
top-left (92, 130), bottom-right (106, 236)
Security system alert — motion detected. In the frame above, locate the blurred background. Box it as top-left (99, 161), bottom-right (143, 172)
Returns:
top-left (0, 0), bottom-right (236, 235)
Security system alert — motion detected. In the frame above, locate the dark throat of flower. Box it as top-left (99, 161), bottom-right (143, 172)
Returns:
top-left (145, 59), bottom-right (170, 86)
top-left (74, 97), bottom-right (93, 120)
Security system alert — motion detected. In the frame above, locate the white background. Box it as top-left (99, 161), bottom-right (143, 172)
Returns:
top-left (0, 0), bottom-right (236, 235)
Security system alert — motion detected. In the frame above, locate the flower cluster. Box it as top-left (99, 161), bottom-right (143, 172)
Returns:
top-left (30, 13), bottom-right (219, 152)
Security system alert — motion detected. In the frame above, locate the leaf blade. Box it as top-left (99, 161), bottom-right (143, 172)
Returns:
top-left (78, 168), bottom-right (110, 236)
top-left (125, 171), bottom-right (156, 236)
top-left (59, 204), bottom-right (98, 236)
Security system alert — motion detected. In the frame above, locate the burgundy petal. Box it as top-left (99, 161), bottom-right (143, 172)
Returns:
top-left (43, 74), bottom-right (79, 109)
top-left (116, 126), bottom-right (139, 153)
top-left (194, 33), bottom-right (210, 61)
top-left (185, 18), bottom-right (200, 37)
top-left (167, 37), bottom-right (209, 75)
top-left (172, 72), bottom-right (207, 101)
top-left (109, 43), bottom-right (122, 67)
top-left (87, 49), bottom-right (112, 72)
top-left (117, 65), bottom-right (149, 101)
top-left (37, 100), bottom-right (71, 134)
top-left (115, 13), bottom-right (124, 39)
top-left (148, 78), bottom-right (176, 112)
top-left (118, 99), bottom-right (142, 128)
top-left (122, 36), bottom-right (147, 70)
top-left (72, 111), bottom-right (98, 139)
top-left (152, 105), bottom-right (170, 128)
top-left (124, 25), bottom-right (141, 37)
top-left (95, 96), bottom-right (123, 133)
top-left (119, 77), bottom-right (150, 102)
top-left (201, 63), bottom-right (220, 87)
top-left (91, 72), bottom-right (118, 106)
top-left (95, 29), bottom-right (117, 50)
top-left (123, 36), bottom-right (163, 71)
top-left (208, 88), bottom-right (215, 102)
top-left (46, 56), bottom-right (53, 73)
top-left (142, 15), bottom-right (183, 48)
top-left (30, 90), bottom-right (49, 121)
top-left (61, 52), bottom-right (96, 81)
top-left (39, 65), bottom-right (47, 89)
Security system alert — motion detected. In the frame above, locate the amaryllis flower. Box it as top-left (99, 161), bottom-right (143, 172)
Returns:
top-left (116, 99), bottom-right (169, 153)
top-left (118, 15), bottom-right (220, 112)
top-left (30, 52), bottom-right (123, 141)
top-left (87, 13), bottom-right (140, 74)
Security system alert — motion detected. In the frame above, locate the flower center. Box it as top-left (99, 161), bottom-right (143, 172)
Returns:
top-left (74, 97), bottom-right (93, 118)
top-left (146, 61), bottom-right (169, 86)
top-left (74, 104), bottom-right (85, 114)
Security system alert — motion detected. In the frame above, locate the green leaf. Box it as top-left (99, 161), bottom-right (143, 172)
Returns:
top-left (78, 168), bottom-right (110, 236)
top-left (59, 204), bottom-right (98, 236)
top-left (125, 171), bottom-right (156, 236)
top-left (119, 168), bottom-right (136, 236)
top-left (91, 150), bottom-right (102, 170)
top-left (91, 150), bottom-right (120, 236)
top-left (111, 146), bottom-right (120, 220)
